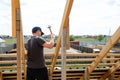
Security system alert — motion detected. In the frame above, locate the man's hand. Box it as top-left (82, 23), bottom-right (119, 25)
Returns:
top-left (50, 34), bottom-right (55, 45)
top-left (43, 34), bottom-right (55, 49)
top-left (50, 34), bottom-right (55, 39)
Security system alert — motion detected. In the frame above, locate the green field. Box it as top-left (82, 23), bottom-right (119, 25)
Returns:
top-left (5, 38), bottom-right (28, 44)
top-left (74, 37), bottom-right (108, 42)
top-left (4, 36), bottom-right (110, 44)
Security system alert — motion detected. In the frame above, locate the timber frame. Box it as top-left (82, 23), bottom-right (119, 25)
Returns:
top-left (0, 0), bottom-right (120, 80)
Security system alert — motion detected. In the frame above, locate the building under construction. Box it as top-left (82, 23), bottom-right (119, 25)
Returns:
top-left (0, 0), bottom-right (120, 80)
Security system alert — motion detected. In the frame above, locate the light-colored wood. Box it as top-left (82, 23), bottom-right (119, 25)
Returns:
top-left (1, 52), bottom-right (120, 79)
top-left (88, 26), bottom-right (120, 74)
top-left (12, 0), bottom-right (16, 38)
top-left (61, 28), bottom-right (67, 80)
top-left (66, 18), bottom-right (70, 50)
top-left (50, 0), bottom-right (74, 76)
top-left (12, 0), bottom-right (22, 80)
top-left (12, 0), bottom-right (20, 38)
top-left (0, 60), bottom-right (17, 64)
top-left (21, 23), bottom-right (26, 80)
top-left (16, 8), bottom-right (22, 80)
top-left (12, 0), bottom-right (26, 79)
top-left (99, 59), bottom-right (120, 80)
top-left (1, 52), bottom-right (120, 57)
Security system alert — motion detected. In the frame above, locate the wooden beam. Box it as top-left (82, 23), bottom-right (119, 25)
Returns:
top-left (12, 0), bottom-right (26, 79)
top-left (61, 28), bottom-right (67, 80)
top-left (12, 0), bottom-right (23, 79)
top-left (12, 0), bottom-right (20, 38)
top-left (50, 0), bottom-right (74, 76)
top-left (16, 8), bottom-right (22, 80)
top-left (88, 26), bottom-right (120, 74)
top-left (0, 72), bottom-right (2, 80)
top-left (66, 18), bottom-right (70, 50)
top-left (99, 59), bottom-right (120, 80)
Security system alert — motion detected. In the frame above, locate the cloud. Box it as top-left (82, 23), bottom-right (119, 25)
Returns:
top-left (0, 0), bottom-right (120, 36)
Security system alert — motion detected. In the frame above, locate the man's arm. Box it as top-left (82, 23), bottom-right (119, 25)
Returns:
top-left (43, 35), bottom-right (55, 49)
top-left (43, 42), bottom-right (54, 49)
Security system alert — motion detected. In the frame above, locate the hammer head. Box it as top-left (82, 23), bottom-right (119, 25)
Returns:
top-left (48, 25), bottom-right (51, 29)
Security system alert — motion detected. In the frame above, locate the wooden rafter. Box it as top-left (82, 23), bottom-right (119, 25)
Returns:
top-left (50, 0), bottom-right (74, 76)
top-left (99, 59), bottom-right (120, 80)
top-left (88, 26), bottom-right (120, 74)
top-left (88, 26), bottom-right (120, 75)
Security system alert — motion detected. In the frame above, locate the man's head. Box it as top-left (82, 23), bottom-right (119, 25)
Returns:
top-left (32, 26), bottom-right (44, 36)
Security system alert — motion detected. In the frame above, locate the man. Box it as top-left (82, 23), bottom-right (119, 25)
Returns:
top-left (26, 26), bottom-right (54, 80)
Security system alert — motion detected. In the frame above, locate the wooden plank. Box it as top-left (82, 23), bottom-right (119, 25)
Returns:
top-left (88, 26), bottom-right (120, 74)
top-left (98, 59), bottom-right (120, 80)
top-left (50, 0), bottom-right (74, 76)
top-left (0, 72), bottom-right (3, 80)
top-left (0, 60), bottom-right (17, 64)
top-left (1, 53), bottom-right (120, 58)
top-left (0, 54), bottom-right (17, 57)
top-left (0, 66), bottom-right (17, 69)
top-left (61, 27), bottom-right (67, 79)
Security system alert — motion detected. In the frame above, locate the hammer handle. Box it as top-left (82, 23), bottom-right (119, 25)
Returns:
top-left (48, 28), bottom-right (53, 34)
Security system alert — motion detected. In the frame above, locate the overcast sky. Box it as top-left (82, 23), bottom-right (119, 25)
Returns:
top-left (0, 0), bottom-right (120, 36)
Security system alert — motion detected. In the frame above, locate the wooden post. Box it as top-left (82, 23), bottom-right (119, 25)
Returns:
top-left (12, 0), bottom-right (26, 79)
top-left (0, 72), bottom-right (2, 80)
top-left (66, 18), bottom-right (70, 50)
top-left (61, 28), bottom-right (67, 80)
top-left (16, 9), bottom-right (22, 80)
top-left (84, 68), bottom-right (89, 80)
top-left (88, 26), bottom-right (120, 74)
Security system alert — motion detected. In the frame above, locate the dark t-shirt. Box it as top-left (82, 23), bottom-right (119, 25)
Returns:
top-left (27, 36), bottom-right (46, 68)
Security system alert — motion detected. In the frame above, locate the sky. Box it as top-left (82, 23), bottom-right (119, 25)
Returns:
top-left (0, 0), bottom-right (120, 36)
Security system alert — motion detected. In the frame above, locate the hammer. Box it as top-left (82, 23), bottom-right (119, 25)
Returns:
top-left (48, 25), bottom-right (53, 34)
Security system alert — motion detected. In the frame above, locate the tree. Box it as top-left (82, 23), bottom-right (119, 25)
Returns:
top-left (97, 35), bottom-right (104, 42)
top-left (69, 35), bottom-right (75, 41)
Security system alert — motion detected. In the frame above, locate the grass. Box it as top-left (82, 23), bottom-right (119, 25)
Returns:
top-left (4, 37), bottom-right (110, 45)
top-left (75, 37), bottom-right (97, 42)
top-left (5, 38), bottom-right (29, 44)
top-left (75, 37), bottom-right (108, 42)
top-left (5, 38), bottom-right (16, 44)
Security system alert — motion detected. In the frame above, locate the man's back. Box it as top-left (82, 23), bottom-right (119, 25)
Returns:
top-left (27, 36), bottom-right (46, 68)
